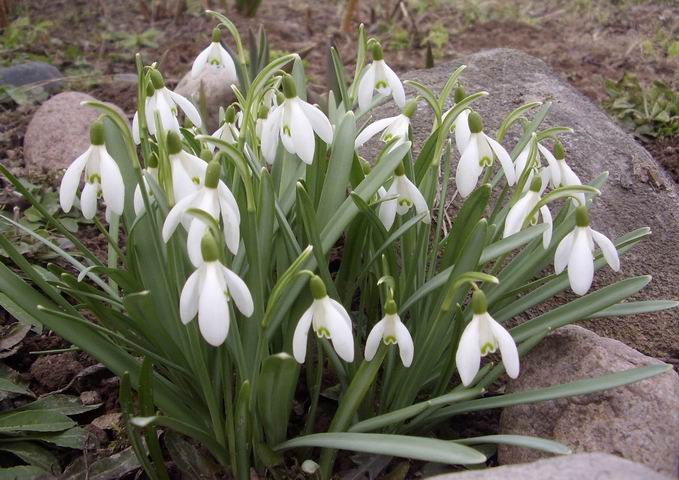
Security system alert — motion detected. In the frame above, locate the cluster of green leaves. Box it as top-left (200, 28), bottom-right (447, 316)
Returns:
top-left (0, 17), bottom-right (674, 480)
top-left (0, 16), bottom-right (52, 66)
top-left (604, 73), bottom-right (679, 138)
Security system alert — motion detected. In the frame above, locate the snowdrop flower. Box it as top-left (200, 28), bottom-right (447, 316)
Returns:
top-left (292, 275), bottom-right (354, 363)
top-left (358, 43), bottom-right (405, 112)
top-left (261, 75), bottom-right (333, 165)
top-left (514, 140), bottom-right (561, 190)
top-left (190, 28), bottom-right (238, 83)
top-left (378, 162), bottom-right (430, 231)
top-left (456, 111), bottom-right (516, 198)
top-left (354, 99), bottom-right (416, 151)
top-left (555, 206), bottom-right (620, 296)
top-left (60, 121), bottom-right (124, 220)
top-left (166, 131), bottom-right (208, 202)
top-left (553, 141), bottom-right (585, 205)
top-left (444, 86), bottom-right (470, 136)
top-left (133, 155), bottom-right (158, 216)
top-left (365, 299), bottom-right (414, 367)
top-left (456, 289), bottom-right (519, 386)
top-left (503, 177), bottom-right (553, 249)
top-left (179, 233), bottom-right (253, 346)
top-left (208, 105), bottom-right (240, 152)
top-left (132, 70), bottom-right (202, 144)
top-left (163, 159), bottom-right (241, 266)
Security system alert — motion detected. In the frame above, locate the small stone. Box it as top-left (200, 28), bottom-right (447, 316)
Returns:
top-left (23, 91), bottom-right (127, 170)
top-left (91, 412), bottom-right (122, 431)
top-left (174, 67), bottom-right (237, 131)
top-left (80, 390), bottom-right (101, 406)
top-left (498, 325), bottom-right (679, 477)
top-left (0, 61), bottom-right (63, 92)
top-left (429, 453), bottom-right (668, 480)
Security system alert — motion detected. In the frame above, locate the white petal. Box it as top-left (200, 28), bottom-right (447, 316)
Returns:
top-left (382, 62), bottom-right (405, 108)
top-left (324, 303), bottom-right (354, 362)
top-left (394, 319), bottom-right (414, 367)
top-left (191, 45), bottom-right (212, 78)
top-left (180, 269), bottom-right (201, 324)
top-left (328, 298), bottom-right (352, 328)
top-left (364, 319), bottom-right (386, 361)
top-left (456, 135), bottom-right (483, 198)
top-left (537, 144), bottom-right (561, 188)
top-left (357, 65), bottom-right (376, 112)
top-left (560, 161), bottom-right (585, 205)
top-left (355, 116), bottom-right (396, 149)
top-left (485, 134), bottom-right (516, 186)
top-left (168, 90), bottom-right (202, 128)
top-left (298, 100), bottom-right (333, 145)
top-left (540, 205), bottom-right (553, 249)
top-left (261, 106), bottom-right (283, 164)
top-left (554, 231), bottom-right (574, 274)
top-left (591, 229), bottom-right (620, 272)
top-left (99, 148), bottom-right (125, 215)
top-left (218, 46), bottom-right (238, 83)
top-left (198, 263), bottom-right (229, 346)
top-left (133, 184), bottom-right (144, 216)
top-left (290, 101), bottom-right (316, 164)
top-left (292, 307), bottom-right (314, 363)
top-left (456, 316), bottom-right (481, 386)
top-left (514, 147), bottom-right (529, 180)
top-left (218, 182), bottom-right (240, 223)
top-left (162, 192), bottom-right (198, 241)
top-left (503, 193), bottom-right (532, 239)
top-left (187, 218), bottom-right (208, 267)
top-left (132, 111), bottom-right (140, 145)
top-left (403, 177), bottom-right (430, 223)
top-left (80, 181), bottom-right (99, 220)
top-left (222, 266), bottom-right (254, 317)
top-left (60, 147), bottom-right (91, 213)
top-left (454, 109), bottom-right (471, 155)
top-left (568, 228), bottom-right (594, 295)
top-left (488, 316), bottom-right (519, 379)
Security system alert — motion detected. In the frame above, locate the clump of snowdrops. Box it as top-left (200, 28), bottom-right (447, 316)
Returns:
top-left (0, 12), bottom-right (674, 479)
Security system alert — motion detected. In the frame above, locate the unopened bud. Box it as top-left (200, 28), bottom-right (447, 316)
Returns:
top-left (225, 105), bottom-right (237, 123)
top-left (149, 69), bottom-right (165, 89)
top-left (454, 86), bottom-right (466, 103)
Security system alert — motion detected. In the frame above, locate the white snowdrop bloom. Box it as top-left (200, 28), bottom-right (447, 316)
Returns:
top-left (60, 121), bottom-right (124, 220)
top-left (165, 131), bottom-right (209, 202)
top-left (456, 111), bottom-right (516, 198)
top-left (514, 141), bottom-right (561, 190)
top-left (163, 160), bottom-right (241, 266)
top-left (190, 28), bottom-right (238, 83)
top-left (261, 75), bottom-right (333, 165)
top-left (354, 99), bottom-right (416, 151)
top-left (292, 276), bottom-right (354, 364)
top-left (503, 177), bottom-right (553, 249)
top-left (554, 206), bottom-right (620, 296)
top-left (364, 300), bottom-right (414, 367)
top-left (378, 163), bottom-right (430, 231)
top-left (456, 289), bottom-right (519, 386)
top-left (133, 162), bottom-right (158, 216)
top-left (208, 105), bottom-right (240, 152)
top-left (552, 141), bottom-right (585, 205)
top-left (179, 233), bottom-right (253, 347)
top-left (132, 70), bottom-right (202, 144)
top-left (357, 43), bottom-right (405, 112)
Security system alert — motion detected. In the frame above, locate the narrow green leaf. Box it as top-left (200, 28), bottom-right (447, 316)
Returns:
top-left (0, 411), bottom-right (75, 433)
top-left (18, 394), bottom-right (100, 415)
top-left (454, 434), bottom-right (571, 455)
top-left (0, 441), bottom-right (60, 474)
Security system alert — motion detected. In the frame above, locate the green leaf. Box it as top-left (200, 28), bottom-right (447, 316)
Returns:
top-left (454, 434), bottom-right (571, 455)
top-left (0, 465), bottom-right (49, 479)
top-left (0, 441), bottom-right (60, 474)
top-left (0, 411), bottom-right (75, 433)
top-left (0, 378), bottom-right (33, 398)
top-left (587, 300), bottom-right (679, 318)
top-left (61, 445), bottom-right (141, 480)
top-left (257, 353), bottom-right (298, 445)
top-left (17, 394), bottom-right (100, 415)
top-left (277, 433), bottom-right (486, 465)
top-left (29, 427), bottom-right (89, 449)
top-left (165, 431), bottom-right (221, 480)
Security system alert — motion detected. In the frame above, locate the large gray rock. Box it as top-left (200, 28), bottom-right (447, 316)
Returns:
top-left (367, 48), bottom-right (679, 362)
top-left (0, 61), bottom-right (63, 92)
top-left (23, 92), bottom-right (126, 170)
top-left (430, 453), bottom-right (669, 480)
top-left (174, 68), bottom-right (237, 132)
top-left (498, 325), bottom-right (679, 477)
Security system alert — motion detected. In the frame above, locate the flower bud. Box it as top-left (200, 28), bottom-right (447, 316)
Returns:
top-left (371, 42), bottom-right (384, 61)
top-left (201, 233), bottom-right (220, 262)
top-left (471, 289), bottom-right (488, 314)
top-left (553, 140), bottom-right (565, 160)
top-left (575, 206), bottom-right (590, 227)
top-left (454, 85), bottom-right (466, 104)
top-left (282, 74), bottom-right (297, 99)
top-left (529, 176), bottom-right (542, 193)
top-left (225, 105), bottom-right (237, 123)
top-left (204, 160), bottom-right (221, 189)
top-left (360, 157), bottom-right (371, 175)
top-left (149, 69), bottom-right (165, 89)
top-left (147, 152), bottom-right (159, 168)
top-left (166, 131), bottom-right (183, 155)
top-left (200, 148), bottom-right (213, 162)
top-left (211, 27), bottom-right (221, 43)
top-left (89, 121), bottom-right (105, 146)
top-left (309, 275), bottom-right (327, 300)
top-left (468, 111), bottom-right (484, 134)
top-left (384, 299), bottom-right (397, 315)
top-left (402, 99), bottom-right (418, 119)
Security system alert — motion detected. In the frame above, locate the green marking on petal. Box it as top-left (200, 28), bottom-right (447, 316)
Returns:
top-left (283, 125), bottom-right (291, 137)
top-left (88, 174), bottom-right (101, 184)
top-left (192, 176), bottom-right (200, 185)
top-left (316, 327), bottom-right (331, 339)
top-left (480, 341), bottom-right (497, 356)
top-left (398, 198), bottom-right (412, 208)
top-left (383, 335), bottom-right (397, 345)
top-left (479, 156), bottom-right (493, 167)
top-left (375, 80), bottom-right (388, 90)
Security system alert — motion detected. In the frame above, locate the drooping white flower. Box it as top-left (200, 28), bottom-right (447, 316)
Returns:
top-left (163, 160), bottom-right (240, 266)
top-left (443, 86), bottom-right (469, 135)
top-left (554, 206), bottom-right (620, 296)
top-left (553, 141), bottom-right (584, 205)
top-left (208, 105), bottom-right (241, 152)
top-left (179, 233), bottom-right (253, 346)
top-left (358, 43), bottom-right (405, 111)
top-left (261, 74), bottom-right (333, 165)
top-left (378, 163), bottom-right (430, 231)
top-left (190, 28), bottom-right (238, 83)
top-left (365, 300), bottom-right (414, 367)
top-left (292, 276), bottom-right (354, 363)
top-left (165, 131), bottom-right (208, 202)
top-left (503, 177), bottom-right (553, 249)
top-left (132, 70), bottom-right (202, 144)
top-left (456, 289), bottom-right (519, 386)
top-left (514, 141), bottom-right (561, 190)
top-left (354, 99), bottom-right (416, 151)
top-left (455, 111), bottom-right (516, 198)
top-left (60, 121), bottom-right (125, 220)
top-left (133, 155), bottom-right (159, 216)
